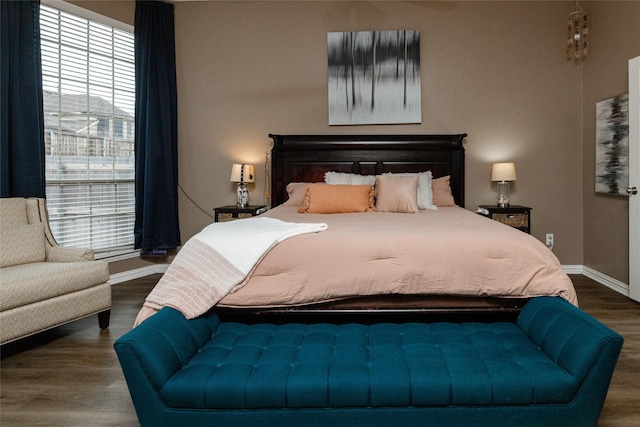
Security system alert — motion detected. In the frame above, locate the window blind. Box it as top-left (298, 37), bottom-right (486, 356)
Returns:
top-left (40, 5), bottom-right (135, 251)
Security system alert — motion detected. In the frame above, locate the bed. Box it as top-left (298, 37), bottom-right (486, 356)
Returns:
top-left (200, 133), bottom-right (576, 323)
top-left (135, 133), bottom-right (576, 325)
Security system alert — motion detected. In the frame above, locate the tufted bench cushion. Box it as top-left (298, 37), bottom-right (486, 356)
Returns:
top-left (115, 297), bottom-right (623, 427)
top-left (162, 322), bottom-right (579, 409)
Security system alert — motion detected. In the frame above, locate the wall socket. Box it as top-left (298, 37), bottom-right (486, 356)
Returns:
top-left (545, 233), bottom-right (554, 247)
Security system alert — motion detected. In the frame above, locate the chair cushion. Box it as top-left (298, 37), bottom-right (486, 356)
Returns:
top-left (0, 261), bottom-right (110, 311)
top-left (0, 223), bottom-right (46, 267)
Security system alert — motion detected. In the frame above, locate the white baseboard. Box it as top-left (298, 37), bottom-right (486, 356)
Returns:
top-left (107, 263), bottom-right (630, 298)
top-left (563, 265), bottom-right (630, 297)
top-left (581, 266), bottom-right (630, 297)
top-left (108, 264), bottom-right (169, 285)
top-left (562, 265), bottom-right (584, 275)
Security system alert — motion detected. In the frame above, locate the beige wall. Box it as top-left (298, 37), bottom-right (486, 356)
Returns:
top-left (582, 2), bottom-right (640, 284)
top-left (69, 1), bottom-right (638, 282)
top-left (174, 0), bottom-right (584, 263)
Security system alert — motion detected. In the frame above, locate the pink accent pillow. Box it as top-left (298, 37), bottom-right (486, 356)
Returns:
top-left (432, 175), bottom-right (456, 207)
top-left (298, 184), bottom-right (376, 213)
top-left (375, 175), bottom-right (419, 213)
top-left (283, 182), bottom-right (317, 207)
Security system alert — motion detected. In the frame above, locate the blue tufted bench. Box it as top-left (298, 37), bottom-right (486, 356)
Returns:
top-left (115, 297), bottom-right (623, 427)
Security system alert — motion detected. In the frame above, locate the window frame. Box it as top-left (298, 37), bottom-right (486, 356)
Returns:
top-left (40, 1), bottom-right (137, 259)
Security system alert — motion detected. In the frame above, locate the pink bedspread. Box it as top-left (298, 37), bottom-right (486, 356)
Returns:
top-left (217, 206), bottom-right (577, 307)
top-left (134, 217), bottom-right (327, 325)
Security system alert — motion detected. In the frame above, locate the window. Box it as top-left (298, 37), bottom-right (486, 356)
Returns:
top-left (40, 4), bottom-right (135, 252)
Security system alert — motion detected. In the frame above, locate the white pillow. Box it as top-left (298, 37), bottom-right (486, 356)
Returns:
top-left (325, 171), bottom-right (376, 186)
top-left (382, 171), bottom-right (437, 210)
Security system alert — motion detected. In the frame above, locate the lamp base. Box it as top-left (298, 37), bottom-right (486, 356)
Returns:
top-left (236, 183), bottom-right (249, 208)
top-left (497, 181), bottom-right (510, 207)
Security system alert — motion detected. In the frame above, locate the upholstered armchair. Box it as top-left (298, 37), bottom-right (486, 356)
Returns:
top-left (0, 197), bottom-right (111, 344)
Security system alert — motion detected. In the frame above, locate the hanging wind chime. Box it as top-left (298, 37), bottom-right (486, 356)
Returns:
top-left (567, 1), bottom-right (588, 61)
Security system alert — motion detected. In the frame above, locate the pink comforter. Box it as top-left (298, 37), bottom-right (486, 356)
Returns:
top-left (217, 205), bottom-right (577, 308)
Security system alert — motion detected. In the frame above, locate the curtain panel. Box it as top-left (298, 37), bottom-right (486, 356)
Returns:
top-left (134, 0), bottom-right (181, 252)
top-left (0, 0), bottom-right (46, 198)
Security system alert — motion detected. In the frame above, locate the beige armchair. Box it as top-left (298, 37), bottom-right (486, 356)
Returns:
top-left (0, 197), bottom-right (111, 344)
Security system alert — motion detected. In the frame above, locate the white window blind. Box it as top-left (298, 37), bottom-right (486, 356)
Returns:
top-left (40, 4), bottom-right (135, 251)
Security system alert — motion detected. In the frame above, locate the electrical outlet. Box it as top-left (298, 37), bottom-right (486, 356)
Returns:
top-left (545, 233), bottom-right (554, 247)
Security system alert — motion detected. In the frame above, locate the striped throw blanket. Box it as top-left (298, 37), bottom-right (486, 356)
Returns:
top-left (136, 217), bottom-right (327, 324)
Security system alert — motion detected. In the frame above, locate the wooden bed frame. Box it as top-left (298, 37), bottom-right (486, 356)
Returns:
top-left (269, 133), bottom-right (467, 208)
top-left (217, 133), bottom-right (529, 324)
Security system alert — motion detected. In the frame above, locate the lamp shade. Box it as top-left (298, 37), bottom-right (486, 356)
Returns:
top-left (230, 164), bottom-right (255, 183)
top-left (491, 162), bottom-right (517, 182)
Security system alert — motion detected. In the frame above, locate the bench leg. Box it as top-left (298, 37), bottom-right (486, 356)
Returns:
top-left (98, 309), bottom-right (111, 329)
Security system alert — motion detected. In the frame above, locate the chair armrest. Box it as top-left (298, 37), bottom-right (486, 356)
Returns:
top-left (47, 245), bottom-right (94, 262)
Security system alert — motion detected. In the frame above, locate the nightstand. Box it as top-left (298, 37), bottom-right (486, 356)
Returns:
top-left (214, 205), bottom-right (267, 222)
top-left (478, 205), bottom-right (531, 233)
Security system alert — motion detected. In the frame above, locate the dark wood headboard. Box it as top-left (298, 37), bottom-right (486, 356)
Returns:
top-left (269, 134), bottom-right (467, 208)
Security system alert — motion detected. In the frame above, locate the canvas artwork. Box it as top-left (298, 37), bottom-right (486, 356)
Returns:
top-left (595, 93), bottom-right (629, 196)
top-left (328, 30), bottom-right (421, 125)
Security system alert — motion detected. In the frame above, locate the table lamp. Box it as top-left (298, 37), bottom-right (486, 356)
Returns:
top-left (491, 162), bottom-right (517, 207)
top-left (230, 163), bottom-right (255, 208)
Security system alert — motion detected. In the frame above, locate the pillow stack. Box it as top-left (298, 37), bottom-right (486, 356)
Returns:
top-left (284, 171), bottom-right (456, 213)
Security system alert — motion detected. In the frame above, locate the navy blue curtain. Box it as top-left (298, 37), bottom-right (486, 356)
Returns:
top-left (134, 1), bottom-right (180, 251)
top-left (0, 0), bottom-right (46, 198)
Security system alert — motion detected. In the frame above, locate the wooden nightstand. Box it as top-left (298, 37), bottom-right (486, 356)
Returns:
top-left (214, 205), bottom-right (267, 222)
top-left (478, 205), bottom-right (531, 234)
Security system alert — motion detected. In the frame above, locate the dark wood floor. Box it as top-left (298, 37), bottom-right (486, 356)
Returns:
top-left (1, 274), bottom-right (639, 426)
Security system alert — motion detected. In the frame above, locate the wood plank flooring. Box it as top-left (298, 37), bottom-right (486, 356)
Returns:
top-left (1, 274), bottom-right (639, 426)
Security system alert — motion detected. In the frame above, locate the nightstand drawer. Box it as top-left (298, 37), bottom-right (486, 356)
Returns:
top-left (492, 212), bottom-right (529, 229)
top-left (478, 205), bottom-right (531, 234)
top-left (217, 212), bottom-right (255, 222)
top-left (214, 205), bottom-right (267, 222)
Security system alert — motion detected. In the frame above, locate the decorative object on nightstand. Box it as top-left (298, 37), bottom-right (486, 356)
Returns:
top-left (491, 162), bottom-right (517, 207)
top-left (478, 205), bottom-right (531, 234)
top-left (214, 205), bottom-right (267, 223)
top-left (230, 164), bottom-right (255, 208)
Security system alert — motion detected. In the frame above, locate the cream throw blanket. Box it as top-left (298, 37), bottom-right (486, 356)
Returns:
top-left (134, 217), bottom-right (327, 326)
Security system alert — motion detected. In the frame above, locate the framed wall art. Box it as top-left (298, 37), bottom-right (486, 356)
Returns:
top-left (327, 30), bottom-right (421, 125)
top-left (595, 93), bottom-right (629, 196)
